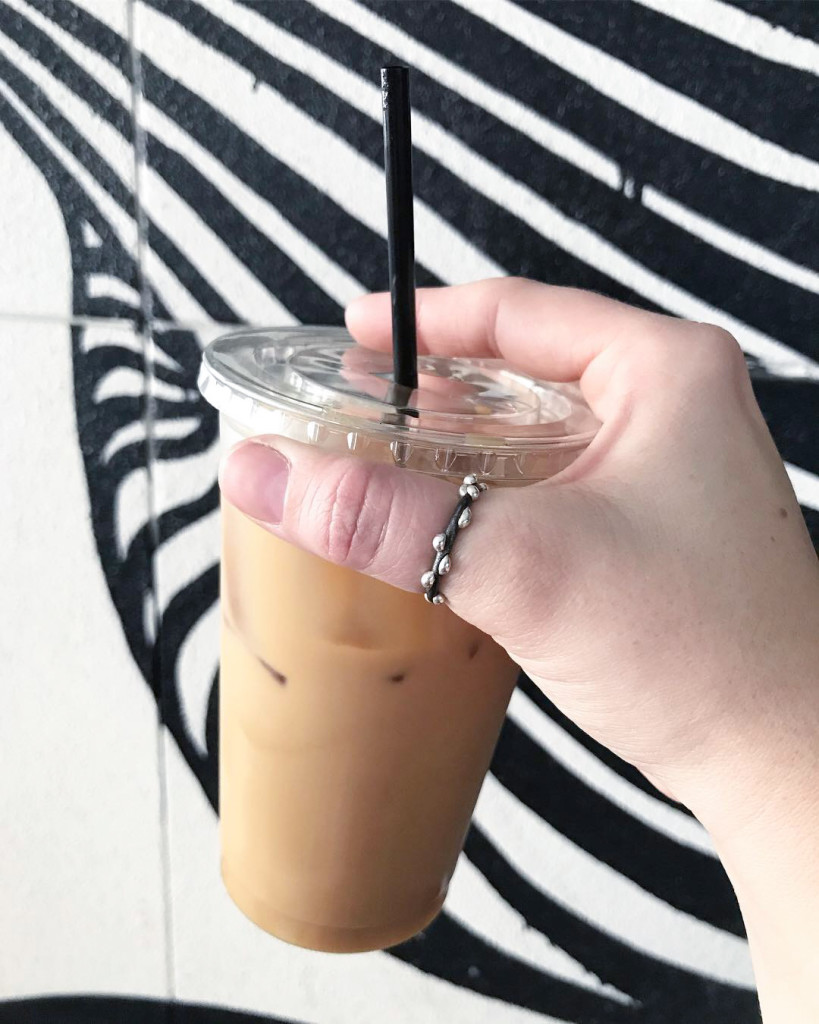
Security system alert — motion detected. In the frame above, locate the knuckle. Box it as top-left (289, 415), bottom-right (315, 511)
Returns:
top-left (619, 323), bottom-right (746, 394)
top-left (703, 326), bottom-right (746, 372)
top-left (686, 325), bottom-right (748, 390)
top-left (313, 460), bottom-right (389, 571)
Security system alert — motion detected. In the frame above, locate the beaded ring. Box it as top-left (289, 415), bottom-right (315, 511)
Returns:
top-left (421, 474), bottom-right (487, 605)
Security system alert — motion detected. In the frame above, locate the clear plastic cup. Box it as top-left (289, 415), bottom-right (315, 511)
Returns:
top-left (199, 326), bottom-right (597, 952)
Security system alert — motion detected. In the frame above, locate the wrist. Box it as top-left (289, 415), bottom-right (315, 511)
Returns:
top-left (684, 710), bottom-right (819, 856)
top-left (709, 773), bottom-right (819, 1024)
top-left (684, 719), bottom-right (819, 1024)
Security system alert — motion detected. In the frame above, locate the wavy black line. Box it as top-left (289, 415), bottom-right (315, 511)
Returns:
top-left (158, 563), bottom-right (220, 806)
top-left (73, 323), bottom-right (156, 688)
top-left (464, 826), bottom-right (760, 1022)
top-left (150, 325), bottom-right (204, 375)
top-left (392, 908), bottom-right (636, 1024)
top-left (720, 0), bottom-right (819, 42)
top-left (122, 480), bottom-right (218, 616)
top-left (35, 0), bottom-right (812, 374)
top-left (0, 995), bottom-right (306, 1024)
top-left (492, 717), bottom-right (744, 934)
top-left (0, 33), bottom-right (139, 281)
top-left (156, 481), bottom-right (219, 548)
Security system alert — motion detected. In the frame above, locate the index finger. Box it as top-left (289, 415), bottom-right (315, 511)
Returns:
top-left (344, 278), bottom-right (674, 384)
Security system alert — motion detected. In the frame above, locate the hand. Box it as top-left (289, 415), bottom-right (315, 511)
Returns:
top-left (221, 279), bottom-right (819, 1021)
top-left (222, 278), bottom-right (818, 815)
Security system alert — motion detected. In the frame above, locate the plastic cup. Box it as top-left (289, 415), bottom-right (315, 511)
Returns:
top-left (199, 327), bottom-right (597, 952)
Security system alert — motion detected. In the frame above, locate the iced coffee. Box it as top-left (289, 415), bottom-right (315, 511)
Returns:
top-left (199, 327), bottom-right (597, 951)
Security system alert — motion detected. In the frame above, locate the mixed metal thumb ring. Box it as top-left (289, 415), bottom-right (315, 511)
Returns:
top-left (421, 474), bottom-right (488, 605)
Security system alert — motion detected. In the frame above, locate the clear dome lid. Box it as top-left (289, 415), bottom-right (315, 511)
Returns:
top-left (199, 327), bottom-right (598, 482)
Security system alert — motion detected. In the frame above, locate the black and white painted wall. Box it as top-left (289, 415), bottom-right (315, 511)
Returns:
top-left (1, 2), bottom-right (817, 1022)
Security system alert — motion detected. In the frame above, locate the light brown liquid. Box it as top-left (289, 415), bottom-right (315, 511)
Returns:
top-left (219, 499), bottom-right (518, 952)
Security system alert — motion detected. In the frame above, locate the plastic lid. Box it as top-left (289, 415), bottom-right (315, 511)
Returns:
top-left (199, 327), bottom-right (598, 482)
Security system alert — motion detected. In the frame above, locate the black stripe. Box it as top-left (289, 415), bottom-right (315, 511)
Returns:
top-left (158, 564), bottom-right (220, 808)
top-left (123, 478), bottom-right (219, 618)
top-left (0, 994), bottom-right (304, 1023)
top-left (23, 0), bottom-right (133, 67)
top-left (147, 233), bottom-right (239, 324)
top-left (397, 68), bottom-right (819, 363)
top-left (151, 326), bottom-right (206, 379)
top-left (155, 483), bottom-right (219, 549)
top-left (206, 665), bottom-right (219, 766)
top-left (752, 375), bottom-right (819, 475)
top-left (723, 1), bottom-right (819, 41)
top-left (517, 0), bottom-right (819, 158)
top-left (149, 327), bottom-right (219, 462)
top-left (492, 717), bottom-right (744, 934)
top-left (801, 505), bottom-right (819, 550)
top-left (351, 0), bottom-right (819, 269)
top-left (464, 826), bottom-right (759, 1021)
top-left (78, 297), bottom-right (139, 319)
top-left (392, 909), bottom-right (637, 1023)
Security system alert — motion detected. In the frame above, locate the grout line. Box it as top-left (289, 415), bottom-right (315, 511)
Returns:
top-left (128, 1), bottom-right (153, 334)
top-left (0, 312), bottom-right (142, 327)
top-left (151, 318), bottom-right (247, 333)
top-left (0, 311), bottom-right (246, 332)
top-left (127, 0), bottom-right (176, 1001)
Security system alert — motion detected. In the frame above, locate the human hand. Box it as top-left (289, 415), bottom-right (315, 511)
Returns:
top-left (221, 279), bottom-right (819, 831)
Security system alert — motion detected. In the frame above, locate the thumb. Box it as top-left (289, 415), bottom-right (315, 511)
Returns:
top-left (219, 437), bottom-right (574, 647)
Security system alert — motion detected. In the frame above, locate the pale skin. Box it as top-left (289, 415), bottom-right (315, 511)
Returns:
top-left (221, 278), bottom-right (819, 1022)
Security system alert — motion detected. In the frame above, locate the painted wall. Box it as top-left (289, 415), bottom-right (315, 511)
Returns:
top-left (1, 2), bottom-right (817, 1022)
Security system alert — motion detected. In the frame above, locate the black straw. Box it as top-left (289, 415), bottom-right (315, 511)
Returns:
top-left (381, 65), bottom-right (418, 394)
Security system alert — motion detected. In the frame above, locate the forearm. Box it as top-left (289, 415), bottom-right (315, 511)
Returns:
top-left (694, 720), bottom-right (819, 1024)
top-left (720, 826), bottom-right (819, 1023)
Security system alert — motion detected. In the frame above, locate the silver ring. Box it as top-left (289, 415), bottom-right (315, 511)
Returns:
top-left (421, 474), bottom-right (487, 605)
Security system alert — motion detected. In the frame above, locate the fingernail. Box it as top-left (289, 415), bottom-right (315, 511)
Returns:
top-left (220, 440), bottom-right (290, 526)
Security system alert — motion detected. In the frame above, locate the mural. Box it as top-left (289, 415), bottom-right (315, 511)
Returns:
top-left (2, 1), bottom-right (818, 1021)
